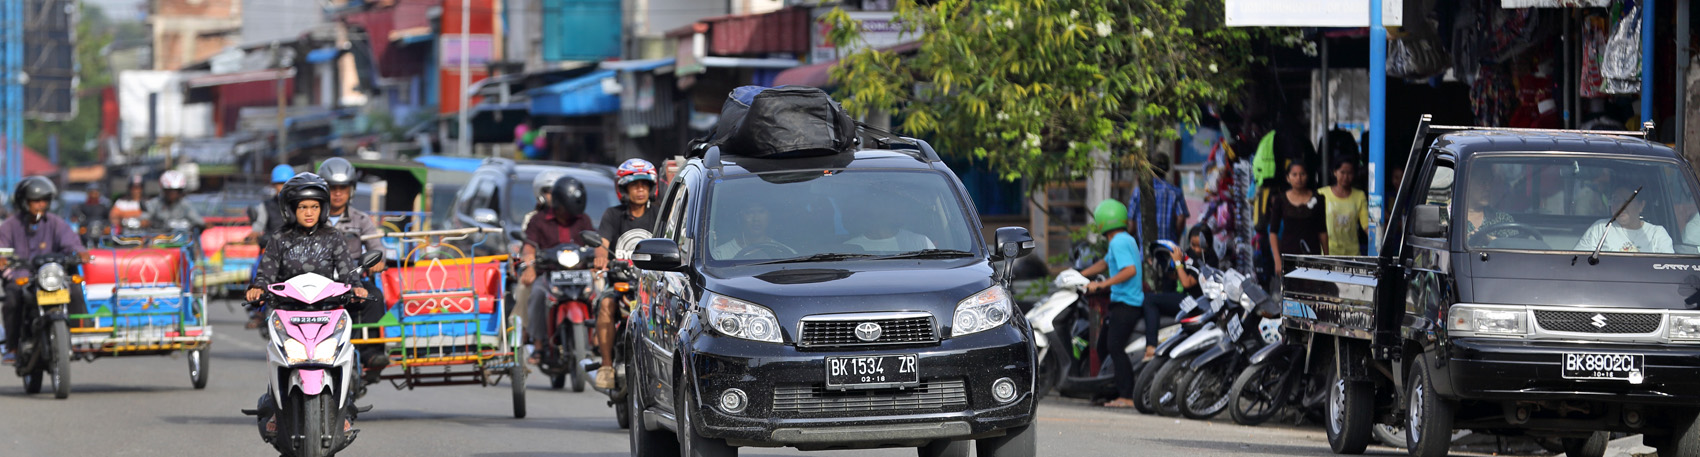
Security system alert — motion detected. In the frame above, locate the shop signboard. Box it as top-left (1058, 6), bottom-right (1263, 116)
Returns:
top-left (810, 11), bottom-right (923, 63)
top-left (1225, 0), bottom-right (1402, 27)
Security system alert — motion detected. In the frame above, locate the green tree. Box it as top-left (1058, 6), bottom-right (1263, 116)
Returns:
top-left (826, 0), bottom-right (1288, 196)
top-left (24, 4), bottom-right (119, 167)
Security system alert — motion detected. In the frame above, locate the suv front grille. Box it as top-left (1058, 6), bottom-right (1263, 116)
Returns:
top-left (798, 314), bottom-right (937, 347)
top-left (1534, 310), bottom-right (1661, 334)
top-left (773, 379), bottom-right (968, 414)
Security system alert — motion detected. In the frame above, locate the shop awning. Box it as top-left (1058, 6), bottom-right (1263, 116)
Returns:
top-left (527, 70), bottom-right (619, 117)
top-left (20, 146), bottom-right (57, 175)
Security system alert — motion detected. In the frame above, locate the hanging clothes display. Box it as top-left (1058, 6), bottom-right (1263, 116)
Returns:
top-left (1580, 14), bottom-right (1610, 98)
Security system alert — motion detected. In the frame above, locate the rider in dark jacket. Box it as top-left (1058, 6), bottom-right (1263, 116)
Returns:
top-left (244, 172), bottom-right (366, 438)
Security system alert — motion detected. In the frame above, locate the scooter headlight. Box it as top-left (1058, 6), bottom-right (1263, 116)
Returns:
top-left (36, 263), bottom-right (67, 292)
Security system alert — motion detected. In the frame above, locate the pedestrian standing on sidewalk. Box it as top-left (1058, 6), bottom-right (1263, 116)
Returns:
top-left (1078, 200), bottom-right (1144, 408)
top-left (1129, 154), bottom-right (1189, 244)
top-left (1324, 156), bottom-right (1368, 256)
top-left (1268, 162), bottom-right (1326, 273)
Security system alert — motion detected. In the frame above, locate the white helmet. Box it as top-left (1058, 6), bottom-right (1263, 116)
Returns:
top-left (159, 170), bottom-right (188, 190)
top-left (532, 170), bottom-right (567, 205)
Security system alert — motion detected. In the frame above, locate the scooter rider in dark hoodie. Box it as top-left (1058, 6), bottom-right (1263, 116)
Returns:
top-left (245, 173), bottom-right (367, 438)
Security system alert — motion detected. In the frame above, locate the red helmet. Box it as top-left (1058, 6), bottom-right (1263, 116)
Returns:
top-left (615, 158), bottom-right (657, 202)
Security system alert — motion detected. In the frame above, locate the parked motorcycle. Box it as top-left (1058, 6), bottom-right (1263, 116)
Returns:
top-left (533, 232), bottom-right (601, 392)
top-left (2, 248), bottom-right (82, 399)
top-left (1141, 267), bottom-right (1241, 416)
top-left (1177, 279), bottom-right (1283, 420)
top-left (243, 252), bottom-right (381, 457)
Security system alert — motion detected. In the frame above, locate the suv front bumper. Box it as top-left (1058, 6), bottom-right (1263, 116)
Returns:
top-left (683, 325), bottom-right (1036, 450)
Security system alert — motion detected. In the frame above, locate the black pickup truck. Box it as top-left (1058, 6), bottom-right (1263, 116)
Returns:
top-left (1282, 116), bottom-right (1700, 457)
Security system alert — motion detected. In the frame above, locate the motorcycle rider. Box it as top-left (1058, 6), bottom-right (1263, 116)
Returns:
top-left (141, 170), bottom-right (205, 231)
top-left (245, 172), bottom-right (367, 436)
top-left (591, 159), bottom-right (658, 389)
top-left (248, 164), bottom-right (294, 246)
top-left (317, 158), bottom-right (389, 384)
top-left (0, 177), bottom-right (92, 363)
top-left (72, 185), bottom-right (109, 234)
top-left (1078, 200), bottom-right (1144, 409)
top-left (108, 176), bottom-right (145, 229)
top-left (520, 177), bottom-right (601, 363)
top-left (514, 170), bottom-right (566, 347)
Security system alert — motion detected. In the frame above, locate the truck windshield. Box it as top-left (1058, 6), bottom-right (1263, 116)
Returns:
top-left (1459, 156), bottom-right (1700, 255)
top-left (704, 170), bottom-right (978, 264)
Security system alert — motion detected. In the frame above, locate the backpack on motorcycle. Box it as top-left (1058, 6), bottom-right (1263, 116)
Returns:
top-left (700, 85), bottom-right (859, 158)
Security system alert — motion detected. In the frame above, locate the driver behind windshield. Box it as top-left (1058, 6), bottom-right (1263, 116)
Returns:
top-left (1574, 185), bottom-right (1673, 254)
top-left (713, 202), bottom-right (782, 259)
top-left (1464, 169), bottom-right (1517, 242)
top-left (845, 195), bottom-right (936, 253)
top-left (0, 177), bottom-right (91, 364)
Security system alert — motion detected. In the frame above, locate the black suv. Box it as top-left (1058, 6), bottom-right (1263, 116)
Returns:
top-left (448, 157), bottom-right (620, 250)
top-left (625, 139), bottom-right (1039, 457)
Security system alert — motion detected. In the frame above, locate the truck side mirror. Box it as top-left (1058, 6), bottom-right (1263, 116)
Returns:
top-left (631, 238), bottom-right (686, 272)
top-left (992, 227), bottom-right (1035, 261)
top-left (1411, 204), bottom-right (1448, 238)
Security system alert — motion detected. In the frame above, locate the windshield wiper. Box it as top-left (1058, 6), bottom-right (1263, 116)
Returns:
top-left (748, 253), bottom-right (874, 265)
top-left (870, 249), bottom-right (976, 260)
top-left (1587, 185), bottom-right (1642, 265)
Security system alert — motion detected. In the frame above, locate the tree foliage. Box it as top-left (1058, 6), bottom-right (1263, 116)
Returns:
top-left (826, 0), bottom-right (1290, 191)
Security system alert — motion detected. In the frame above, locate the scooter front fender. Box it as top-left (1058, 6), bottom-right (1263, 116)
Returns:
top-left (1169, 326), bottom-right (1222, 359)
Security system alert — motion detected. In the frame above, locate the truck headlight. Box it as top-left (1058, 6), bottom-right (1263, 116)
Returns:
top-left (953, 286), bottom-right (1012, 337)
top-left (703, 293), bottom-right (782, 343)
top-left (1446, 305), bottom-right (1528, 336)
top-left (1669, 314), bottom-right (1700, 341)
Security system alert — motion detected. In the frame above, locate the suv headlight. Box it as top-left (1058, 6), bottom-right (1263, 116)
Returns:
top-left (36, 263), bottom-right (67, 292)
top-left (1446, 304), bottom-right (1529, 336)
top-left (703, 293), bottom-right (782, 343)
top-left (1669, 313), bottom-right (1700, 341)
top-left (953, 286), bottom-right (1012, 337)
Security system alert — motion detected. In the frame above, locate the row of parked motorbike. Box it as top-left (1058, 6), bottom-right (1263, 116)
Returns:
top-left (1026, 242), bottom-right (1413, 448)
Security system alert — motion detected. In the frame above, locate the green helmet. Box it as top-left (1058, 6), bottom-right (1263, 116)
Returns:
top-left (1092, 199), bottom-right (1128, 234)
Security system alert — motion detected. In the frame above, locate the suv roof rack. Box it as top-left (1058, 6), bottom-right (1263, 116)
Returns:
top-left (1426, 115), bottom-right (1654, 138)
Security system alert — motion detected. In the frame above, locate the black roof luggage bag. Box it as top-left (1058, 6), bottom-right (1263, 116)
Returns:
top-left (707, 85), bottom-right (858, 158)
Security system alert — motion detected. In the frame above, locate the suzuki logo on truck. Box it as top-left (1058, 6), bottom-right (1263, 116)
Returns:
top-left (1654, 264), bottom-right (1700, 271)
top-left (1591, 314), bottom-right (1609, 328)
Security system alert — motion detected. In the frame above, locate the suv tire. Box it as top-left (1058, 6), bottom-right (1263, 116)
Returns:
top-left (676, 374), bottom-right (737, 457)
top-left (629, 362), bottom-right (679, 457)
top-left (974, 424), bottom-right (1035, 457)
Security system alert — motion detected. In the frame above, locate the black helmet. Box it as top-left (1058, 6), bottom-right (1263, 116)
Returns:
top-left (13, 176), bottom-right (56, 213)
top-left (278, 173), bottom-right (330, 226)
top-left (318, 157), bottom-right (359, 187)
top-left (550, 177), bottom-right (586, 216)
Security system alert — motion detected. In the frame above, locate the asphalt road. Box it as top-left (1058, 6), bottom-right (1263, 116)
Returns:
top-left (0, 299), bottom-right (1550, 457)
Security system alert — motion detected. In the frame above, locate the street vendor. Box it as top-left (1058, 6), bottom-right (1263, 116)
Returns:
top-left (0, 177), bottom-right (91, 363)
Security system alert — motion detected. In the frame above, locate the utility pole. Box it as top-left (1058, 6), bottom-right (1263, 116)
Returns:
top-left (456, 0), bottom-right (472, 156)
top-left (275, 42), bottom-right (288, 164)
top-left (2, 0), bottom-right (21, 189)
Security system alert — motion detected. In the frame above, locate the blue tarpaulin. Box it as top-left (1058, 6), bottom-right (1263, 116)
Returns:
top-left (305, 47), bottom-right (342, 64)
top-left (413, 154), bottom-right (485, 173)
top-left (527, 70), bottom-right (618, 117)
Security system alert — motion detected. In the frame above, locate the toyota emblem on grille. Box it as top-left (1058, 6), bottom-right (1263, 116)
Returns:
top-left (855, 322), bottom-right (883, 342)
top-left (1591, 314), bottom-right (1609, 328)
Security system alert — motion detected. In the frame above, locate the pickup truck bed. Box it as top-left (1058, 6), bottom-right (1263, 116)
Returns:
top-left (1280, 255), bottom-right (1379, 341)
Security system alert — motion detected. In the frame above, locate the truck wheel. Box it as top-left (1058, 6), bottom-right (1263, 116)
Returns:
top-left (1561, 431), bottom-right (1609, 457)
top-left (1664, 414), bottom-right (1700, 457)
top-left (1325, 366), bottom-right (1373, 454)
top-left (1404, 359), bottom-right (1455, 457)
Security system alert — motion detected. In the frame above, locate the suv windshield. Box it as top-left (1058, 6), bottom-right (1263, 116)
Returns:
top-left (705, 170), bottom-right (978, 264)
top-left (1459, 155), bottom-right (1700, 255)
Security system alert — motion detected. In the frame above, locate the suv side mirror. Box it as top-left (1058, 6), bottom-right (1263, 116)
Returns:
top-left (631, 238), bottom-right (685, 272)
top-left (992, 227), bottom-right (1035, 261)
top-left (1411, 204), bottom-right (1448, 238)
top-left (472, 208), bottom-right (500, 226)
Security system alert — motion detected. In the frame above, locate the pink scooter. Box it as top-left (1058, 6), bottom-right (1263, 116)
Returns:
top-left (243, 252), bottom-right (379, 457)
